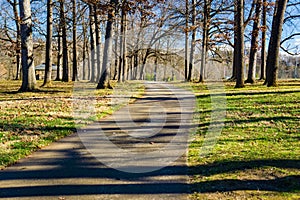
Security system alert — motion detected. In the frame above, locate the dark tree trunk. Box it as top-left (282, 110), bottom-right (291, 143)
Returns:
top-left (19, 0), bottom-right (36, 92)
top-left (89, 5), bottom-right (96, 82)
top-left (94, 5), bottom-right (101, 81)
top-left (260, 0), bottom-right (267, 80)
top-left (188, 0), bottom-right (196, 82)
top-left (97, 0), bottom-right (117, 89)
top-left (72, 0), bottom-right (78, 81)
top-left (42, 0), bottom-right (53, 86)
top-left (60, 0), bottom-right (69, 82)
top-left (184, 0), bottom-right (189, 81)
top-left (245, 0), bottom-right (262, 84)
top-left (200, 0), bottom-right (210, 83)
top-left (121, 1), bottom-right (127, 82)
top-left (234, 0), bottom-right (245, 88)
top-left (266, 0), bottom-right (287, 87)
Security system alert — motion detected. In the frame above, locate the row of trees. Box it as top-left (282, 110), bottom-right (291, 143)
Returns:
top-left (0, 0), bottom-right (299, 91)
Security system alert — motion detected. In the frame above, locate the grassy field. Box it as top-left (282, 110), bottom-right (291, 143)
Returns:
top-left (0, 80), bottom-right (144, 169)
top-left (188, 80), bottom-right (300, 199)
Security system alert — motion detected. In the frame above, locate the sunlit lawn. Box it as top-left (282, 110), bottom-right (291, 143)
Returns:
top-left (0, 80), bottom-right (144, 169)
top-left (188, 80), bottom-right (300, 199)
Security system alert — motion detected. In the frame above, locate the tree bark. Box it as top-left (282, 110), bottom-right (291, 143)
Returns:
top-left (245, 0), bottom-right (261, 84)
top-left (60, 0), bottom-right (69, 82)
top-left (184, 0), bottom-right (189, 81)
top-left (97, 0), bottom-right (117, 89)
top-left (121, 1), bottom-right (128, 82)
top-left (82, 10), bottom-right (88, 80)
top-left (18, 0), bottom-right (36, 92)
top-left (234, 0), bottom-right (245, 88)
top-left (266, 0), bottom-right (287, 87)
top-left (94, 5), bottom-right (101, 81)
top-left (200, 0), bottom-right (210, 83)
top-left (42, 0), bottom-right (53, 86)
top-left (11, 0), bottom-right (21, 80)
top-left (89, 4), bottom-right (96, 82)
top-left (260, 0), bottom-right (267, 80)
top-left (188, 0), bottom-right (196, 81)
top-left (72, 0), bottom-right (78, 81)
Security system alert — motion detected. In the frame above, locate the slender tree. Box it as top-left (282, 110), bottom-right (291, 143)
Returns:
top-left (60, 0), bottom-right (69, 82)
top-left (18, 0), bottom-right (36, 92)
top-left (199, 0), bottom-right (211, 83)
top-left (260, 0), bottom-right (267, 80)
top-left (94, 5), bottom-right (101, 81)
top-left (89, 4), bottom-right (96, 82)
top-left (55, 25), bottom-right (62, 81)
top-left (187, 0), bottom-right (196, 81)
top-left (72, 0), bottom-right (78, 81)
top-left (10, 0), bottom-right (22, 80)
top-left (245, 0), bottom-right (262, 84)
top-left (184, 0), bottom-right (189, 81)
top-left (42, 0), bottom-right (53, 86)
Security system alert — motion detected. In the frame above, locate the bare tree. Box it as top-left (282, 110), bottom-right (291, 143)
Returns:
top-left (42, 0), bottom-right (53, 86)
top-left (199, 0), bottom-right (211, 83)
top-left (19, 0), bottom-right (36, 92)
top-left (185, 0), bottom-right (189, 81)
top-left (187, 0), bottom-right (196, 81)
top-left (72, 0), bottom-right (78, 81)
top-left (245, 0), bottom-right (262, 84)
top-left (89, 4), bottom-right (96, 82)
top-left (97, 0), bottom-right (117, 89)
top-left (94, 5), bottom-right (101, 81)
top-left (260, 0), bottom-right (267, 80)
top-left (60, 0), bottom-right (69, 82)
top-left (265, 0), bottom-right (288, 87)
top-left (234, 0), bottom-right (245, 88)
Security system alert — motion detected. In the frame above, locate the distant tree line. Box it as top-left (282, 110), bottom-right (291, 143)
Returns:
top-left (0, 0), bottom-right (299, 91)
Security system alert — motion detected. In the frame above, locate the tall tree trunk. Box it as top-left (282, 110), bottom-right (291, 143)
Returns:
top-left (113, 20), bottom-right (118, 80)
top-left (97, 0), bottom-right (117, 89)
top-left (89, 5), bottom-right (96, 82)
top-left (60, 0), bottom-right (69, 82)
top-left (42, 0), bottom-right (53, 86)
top-left (260, 0), bottom-right (267, 80)
top-left (19, 0), bottom-right (36, 92)
top-left (121, 1), bottom-right (127, 82)
top-left (82, 11), bottom-right (88, 80)
top-left (72, 0), bottom-right (78, 81)
top-left (188, 0), bottom-right (196, 81)
top-left (200, 0), bottom-right (210, 83)
top-left (118, 4), bottom-right (124, 82)
top-left (94, 5), bottom-right (101, 81)
top-left (56, 26), bottom-right (62, 81)
top-left (185, 0), bottom-right (189, 81)
top-left (245, 0), bottom-right (262, 84)
top-left (12, 0), bottom-right (21, 80)
top-left (234, 0), bottom-right (245, 88)
top-left (266, 0), bottom-right (287, 87)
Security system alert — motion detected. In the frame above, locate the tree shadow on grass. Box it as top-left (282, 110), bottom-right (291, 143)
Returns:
top-left (189, 159), bottom-right (300, 193)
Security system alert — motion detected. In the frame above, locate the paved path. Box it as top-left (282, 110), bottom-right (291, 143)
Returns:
top-left (0, 82), bottom-right (195, 200)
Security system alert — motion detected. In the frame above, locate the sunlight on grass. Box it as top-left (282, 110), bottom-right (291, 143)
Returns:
top-left (188, 80), bottom-right (300, 199)
top-left (0, 80), bottom-right (144, 169)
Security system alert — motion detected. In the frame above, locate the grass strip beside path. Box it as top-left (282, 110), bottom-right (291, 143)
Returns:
top-left (0, 80), bottom-right (144, 169)
top-left (188, 80), bottom-right (300, 200)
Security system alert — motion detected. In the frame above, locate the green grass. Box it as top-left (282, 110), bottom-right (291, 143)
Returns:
top-left (0, 80), bottom-right (144, 169)
top-left (188, 80), bottom-right (300, 200)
